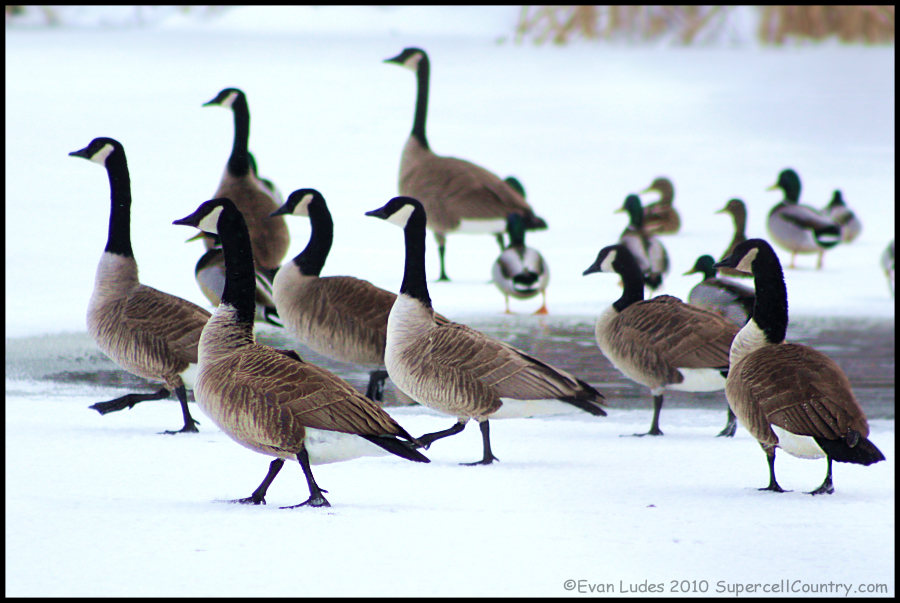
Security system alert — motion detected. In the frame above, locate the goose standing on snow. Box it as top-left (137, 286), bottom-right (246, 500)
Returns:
top-left (203, 87), bottom-right (289, 280)
top-left (70, 138), bottom-right (209, 434)
top-left (270, 188), bottom-right (450, 402)
top-left (766, 168), bottom-right (840, 269)
top-left (684, 255), bottom-right (755, 327)
top-left (616, 194), bottom-right (669, 292)
top-left (174, 198), bottom-right (429, 508)
top-left (384, 47), bottom-right (547, 282)
top-left (823, 190), bottom-right (862, 243)
top-left (491, 213), bottom-right (550, 315)
top-left (715, 198), bottom-right (750, 278)
top-left (366, 197), bottom-right (606, 465)
top-left (583, 245), bottom-right (739, 437)
top-left (639, 176), bottom-right (681, 235)
top-left (714, 239), bottom-right (884, 494)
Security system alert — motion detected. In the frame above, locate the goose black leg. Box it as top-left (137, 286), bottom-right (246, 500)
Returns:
top-left (365, 369), bottom-right (389, 402)
top-left (807, 457), bottom-right (835, 496)
top-left (162, 384), bottom-right (201, 434)
top-left (632, 394), bottom-right (664, 436)
top-left (224, 458), bottom-right (285, 505)
top-left (461, 420), bottom-right (499, 466)
top-left (717, 407), bottom-right (738, 437)
top-left (437, 243), bottom-right (450, 281)
top-left (89, 386), bottom-right (171, 415)
top-left (760, 448), bottom-right (789, 493)
top-left (415, 421), bottom-right (466, 449)
top-left (281, 446), bottom-right (330, 508)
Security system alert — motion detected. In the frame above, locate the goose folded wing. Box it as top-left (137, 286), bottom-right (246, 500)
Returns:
top-left (122, 286), bottom-right (211, 362)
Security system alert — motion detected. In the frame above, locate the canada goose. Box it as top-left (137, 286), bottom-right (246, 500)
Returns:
top-left (715, 198), bottom-right (750, 278)
top-left (882, 240), bottom-right (895, 296)
top-left (823, 190), bottom-right (862, 243)
top-left (270, 188), bottom-right (450, 403)
top-left (384, 47), bottom-right (547, 282)
top-left (616, 194), bottom-right (669, 292)
top-left (70, 137), bottom-right (210, 434)
top-left (366, 196), bottom-right (606, 465)
top-left (491, 213), bottom-right (550, 314)
top-left (713, 239), bottom-right (885, 494)
top-left (583, 244), bottom-right (739, 437)
top-left (194, 244), bottom-right (282, 327)
top-left (639, 177), bottom-right (680, 235)
top-left (684, 255), bottom-right (755, 327)
top-left (766, 168), bottom-right (841, 269)
top-left (203, 87), bottom-right (289, 280)
top-left (173, 197), bottom-right (429, 508)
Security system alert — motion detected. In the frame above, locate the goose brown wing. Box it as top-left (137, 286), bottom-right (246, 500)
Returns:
top-left (738, 343), bottom-right (869, 440)
top-left (617, 296), bottom-right (737, 370)
top-left (122, 285), bottom-right (211, 364)
top-left (233, 345), bottom-right (408, 438)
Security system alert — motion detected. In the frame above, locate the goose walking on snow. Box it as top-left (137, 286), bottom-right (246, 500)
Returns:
top-left (583, 244), bottom-right (740, 437)
top-left (174, 198), bottom-right (429, 508)
top-left (203, 87), bottom-right (289, 280)
top-left (491, 213), bottom-right (550, 314)
top-left (766, 168), bottom-right (840, 269)
top-left (270, 188), bottom-right (450, 403)
top-left (714, 239), bottom-right (884, 494)
top-left (70, 137), bottom-right (209, 434)
top-left (384, 47), bottom-right (547, 282)
top-left (366, 197), bottom-right (606, 465)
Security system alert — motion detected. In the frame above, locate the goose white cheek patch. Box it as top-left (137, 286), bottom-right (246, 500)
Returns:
top-left (599, 249), bottom-right (617, 273)
top-left (735, 248), bottom-right (758, 273)
top-left (294, 193), bottom-right (313, 217)
top-left (403, 53), bottom-right (422, 71)
top-left (221, 91), bottom-right (238, 109)
top-left (197, 206), bottom-right (224, 235)
top-left (90, 143), bottom-right (115, 166)
top-left (386, 203), bottom-right (415, 228)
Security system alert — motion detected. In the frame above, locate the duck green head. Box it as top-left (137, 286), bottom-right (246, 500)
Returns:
top-left (684, 254), bottom-right (717, 279)
top-left (616, 194), bottom-right (644, 228)
top-left (767, 168), bottom-right (801, 203)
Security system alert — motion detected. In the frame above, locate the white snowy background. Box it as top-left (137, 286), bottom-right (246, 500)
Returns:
top-left (5, 6), bottom-right (894, 597)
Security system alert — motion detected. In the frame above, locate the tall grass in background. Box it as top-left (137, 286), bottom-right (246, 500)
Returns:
top-left (515, 5), bottom-right (895, 45)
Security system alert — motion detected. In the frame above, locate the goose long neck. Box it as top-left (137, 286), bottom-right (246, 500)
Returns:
top-left (218, 206), bottom-right (258, 333)
top-left (103, 151), bottom-right (134, 258)
top-left (613, 253), bottom-right (645, 312)
top-left (227, 97), bottom-right (251, 177)
top-left (294, 201), bottom-right (333, 277)
top-left (411, 57), bottom-right (430, 150)
top-left (750, 248), bottom-right (788, 344)
top-left (400, 208), bottom-right (432, 308)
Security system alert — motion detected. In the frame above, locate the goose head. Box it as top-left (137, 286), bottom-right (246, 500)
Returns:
top-left (173, 198), bottom-right (234, 235)
top-left (712, 239), bottom-right (769, 276)
top-left (270, 188), bottom-right (323, 218)
top-left (365, 196), bottom-right (425, 229)
top-left (384, 47), bottom-right (428, 72)
top-left (615, 194), bottom-right (644, 228)
top-left (767, 168), bottom-right (801, 203)
top-left (583, 244), bottom-right (638, 277)
top-left (69, 137), bottom-right (123, 167)
top-left (202, 87), bottom-right (245, 110)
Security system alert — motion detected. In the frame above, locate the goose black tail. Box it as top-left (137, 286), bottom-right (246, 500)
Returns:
top-left (362, 435), bottom-right (431, 463)
top-left (560, 380), bottom-right (607, 416)
top-left (814, 434), bottom-right (886, 466)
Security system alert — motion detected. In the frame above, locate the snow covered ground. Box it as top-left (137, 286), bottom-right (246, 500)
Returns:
top-left (5, 6), bottom-right (894, 597)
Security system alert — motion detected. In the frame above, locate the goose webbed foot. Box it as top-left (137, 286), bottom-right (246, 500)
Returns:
top-left (806, 458), bottom-right (834, 495)
top-left (460, 421), bottom-right (499, 465)
top-left (162, 385), bottom-right (200, 433)
top-left (89, 387), bottom-right (170, 414)
top-left (283, 447), bottom-right (332, 509)
top-left (760, 450), bottom-right (790, 492)
top-left (759, 482), bottom-right (790, 493)
top-left (716, 408), bottom-right (738, 437)
top-left (219, 458), bottom-right (285, 505)
top-left (281, 492), bottom-right (331, 509)
top-left (630, 427), bottom-right (664, 437)
top-left (630, 394), bottom-right (664, 436)
top-left (415, 422), bottom-right (466, 449)
top-left (161, 421), bottom-right (200, 435)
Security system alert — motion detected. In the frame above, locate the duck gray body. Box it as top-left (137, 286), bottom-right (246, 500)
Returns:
top-left (685, 254), bottom-right (755, 326)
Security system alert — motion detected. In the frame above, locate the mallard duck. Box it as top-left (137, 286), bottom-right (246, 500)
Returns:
top-left (766, 168), bottom-right (841, 269)
top-left (684, 255), bottom-right (755, 327)
top-left (384, 47), bottom-right (547, 281)
top-left (882, 240), bottom-right (894, 297)
top-left (715, 198), bottom-right (750, 279)
top-left (491, 213), bottom-right (550, 314)
top-left (823, 190), bottom-right (862, 243)
top-left (639, 176), bottom-right (680, 235)
top-left (616, 194), bottom-right (669, 292)
top-left (714, 239), bottom-right (885, 494)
